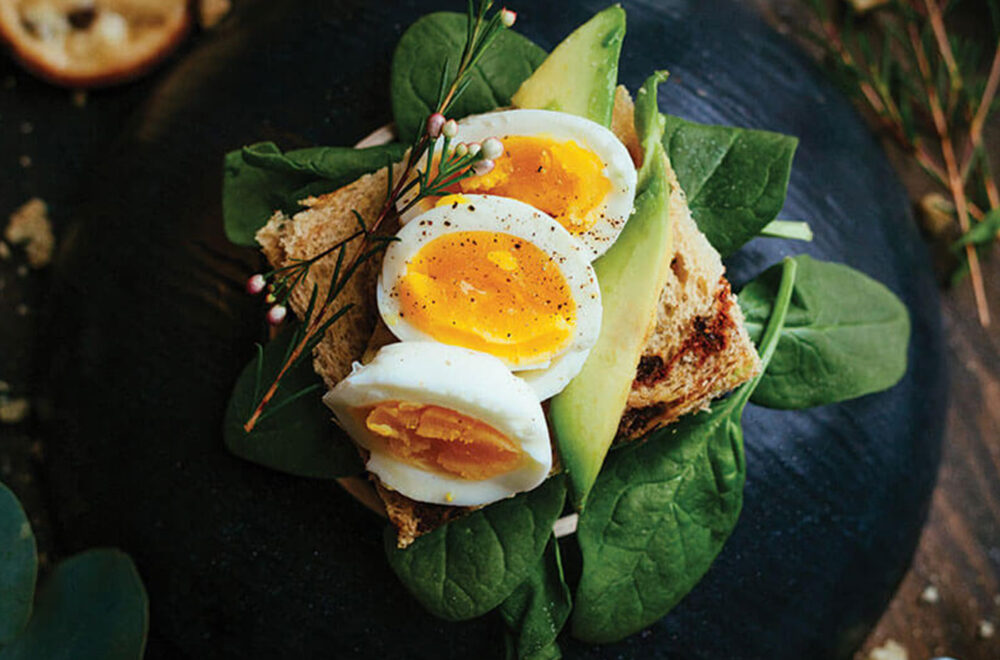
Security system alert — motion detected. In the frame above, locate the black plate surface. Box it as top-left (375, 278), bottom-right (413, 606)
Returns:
top-left (39, 0), bottom-right (945, 658)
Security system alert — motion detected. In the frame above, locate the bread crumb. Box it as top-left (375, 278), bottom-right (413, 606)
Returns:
top-left (847, 0), bottom-right (890, 12)
top-left (920, 584), bottom-right (940, 604)
top-left (18, 155), bottom-right (32, 168)
top-left (867, 639), bottom-right (908, 660)
top-left (919, 193), bottom-right (953, 237)
top-left (0, 381), bottom-right (10, 393)
top-left (5, 198), bottom-right (55, 268)
top-left (978, 620), bottom-right (995, 639)
top-left (0, 397), bottom-right (30, 424)
top-left (198, 0), bottom-right (230, 28)
top-left (0, 242), bottom-right (10, 260)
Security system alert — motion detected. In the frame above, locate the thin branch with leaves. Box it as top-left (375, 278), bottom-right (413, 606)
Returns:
top-left (240, 0), bottom-right (517, 433)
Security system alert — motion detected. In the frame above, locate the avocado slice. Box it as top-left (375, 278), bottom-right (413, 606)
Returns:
top-left (548, 73), bottom-right (674, 508)
top-left (511, 5), bottom-right (626, 126)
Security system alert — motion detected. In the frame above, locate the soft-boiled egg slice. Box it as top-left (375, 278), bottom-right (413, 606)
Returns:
top-left (401, 109), bottom-right (637, 260)
top-left (378, 194), bottom-right (602, 400)
top-left (324, 342), bottom-right (552, 507)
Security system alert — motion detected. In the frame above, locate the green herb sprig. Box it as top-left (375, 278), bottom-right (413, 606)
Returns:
top-left (240, 0), bottom-right (517, 433)
top-left (804, 0), bottom-right (1000, 326)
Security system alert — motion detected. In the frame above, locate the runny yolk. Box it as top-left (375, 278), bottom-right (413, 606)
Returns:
top-left (395, 230), bottom-right (576, 367)
top-left (363, 401), bottom-right (523, 480)
top-left (456, 135), bottom-right (612, 234)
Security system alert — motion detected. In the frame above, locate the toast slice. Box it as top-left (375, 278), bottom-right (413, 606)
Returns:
top-left (255, 90), bottom-right (759, 547)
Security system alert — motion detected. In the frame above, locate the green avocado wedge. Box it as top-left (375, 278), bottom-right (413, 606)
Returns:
top-left (548, 72), bottom-right (674, 510)
top-left (511, 5), bottom-right (625, 126)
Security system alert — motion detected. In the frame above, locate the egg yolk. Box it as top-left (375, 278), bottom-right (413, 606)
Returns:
top-left (395, 230), bottom-right (576, 367)
top-left (363, 401), bottom-right (523, 480)
top-left (456, 136), bottom-right (612, 234)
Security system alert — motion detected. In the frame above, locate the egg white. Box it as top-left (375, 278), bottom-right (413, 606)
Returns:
top-left (400, 109), bottom-right (637, 261)
top-left (378, 194), bottom-right (602, 400)
top-left (323, 342), bottom-right (552, 507)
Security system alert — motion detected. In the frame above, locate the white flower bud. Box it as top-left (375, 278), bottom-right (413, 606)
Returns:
top-left (481, 137), bottom-right (504, 160)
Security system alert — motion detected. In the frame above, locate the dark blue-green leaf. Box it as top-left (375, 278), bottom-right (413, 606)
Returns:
top-left (500, 537), bottom-right (571, 660)
top-left (223, 326), bottom-right (363, 478)
top-left (572, 259), bottom-right (797, 643)
top-left (386, 476), bottom-right (566, 621)
top-left (0, 482), bottom-right (36, 645)
top-left (391, 12), bottom-right (546, 143)
top-left (661, 114), bottom-right (798, 257)
top-left (0, 549), bottom-right (147, 660)
top-left (222, 142), bottom-right (404, 246)
top-left (739, 254), bottom-right (910, 409)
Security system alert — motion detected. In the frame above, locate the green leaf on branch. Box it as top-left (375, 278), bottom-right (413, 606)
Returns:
top-left (0, 550), bottom-right (148, 660)
top-left (223, 326), bottom-right (364, 478)
top-left (571, 259), bottom-right (797, 644)
top-left (739, 254), bottom-right (910, 410)
top-left (661, 114), bottom-right (798, 257)
top-left (391, 12), bottom-right (546, 143)
top-left (222, 142), bottom-right (405, 246)
top-left (386, 476), bottom-right (566, 621)
top-left (499, 538), bottom-right (571, 660)
top-left (951, 208), bottom-right (1000, 251)
top-left (0, 482), bottom-right (36, 645)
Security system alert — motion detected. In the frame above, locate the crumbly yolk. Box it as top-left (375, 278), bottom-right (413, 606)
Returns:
top-left (363, 401), bottom-right (523, 480)
top-left (395, 231), bottom-right (576, 367)
top-left (457, 136), bottom-right (611, 234)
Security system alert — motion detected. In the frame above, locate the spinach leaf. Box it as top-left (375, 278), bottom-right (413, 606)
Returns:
top-left (499, 538), bottom-right (571, 660)
top-left (0, 549), bottom-right (148, 660)
top-left (661, 114), bottom-right (797, 257)
top-left (222, 142), bottom-right (404, 246)
top-left (224, 326), bottom-right (364, 478)
top-left (760, 219), bottom-right (813, 241)
top-left (951, 207), bottom-right (1000, 251)
top-left (391, 12), bottom-right (547, 143)
top-left (572, 258), bottom-right (797, 644)
top-left (386, 476), bottom-right (566, 621)
top-left (739, 254), bottom-right (910, 410)
top-left (0, 482), bottom-right (36, 645)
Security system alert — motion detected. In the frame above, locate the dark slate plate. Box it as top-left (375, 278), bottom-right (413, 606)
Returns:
top-left (39, 0), bottom-right (945, 658)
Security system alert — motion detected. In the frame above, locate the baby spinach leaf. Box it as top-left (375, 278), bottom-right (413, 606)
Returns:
top-left (499, 537), bottom-right (571, 660)
top-left (571, 258), bottom-right (797, 644)
top-left (951, 207), bottom-right (1000, 251)
top-left (0, 549), bottom-right (148, 660)
top-left (0, 482), bottom-right (36, 645)
top-left (222, 142), bottom-right (404, 246)
top-left (391, 12), bottom-right (547, 143)
top-left (760, 219), bottom-right (813, 241)
top-left (739, 254), bottom-right (910, 410)
top-left (386, 476), bottom-right (566, 621)
top-left (224, 326), bottom-right (363, 478)
top-left (661, 114), bottom-right (798, 257)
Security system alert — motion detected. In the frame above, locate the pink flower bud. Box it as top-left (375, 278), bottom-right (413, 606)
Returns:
top-left (442, 119), bottom-right (458, 139)
top-left (500, 8), bottom-right (516, 28)
top-left (265, 293), bottom-right (276, 304)
top-left (472, 159), bottom-right (495, 176)
top-left (246, 274), bottom-right (267, 295)
top-left (481, 137), bottom-right (504, 160)
top-left (266, 305), bottom-right (287, 326)
top-left (426, 112), bottom-right (446, 138)
top-left (467, 142), bottom-right (482, 157)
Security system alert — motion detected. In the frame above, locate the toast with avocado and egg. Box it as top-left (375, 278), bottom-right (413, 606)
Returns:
top-left (256, 86), bottom-right (759, 546)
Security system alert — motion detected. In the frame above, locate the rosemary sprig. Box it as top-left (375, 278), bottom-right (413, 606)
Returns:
top-left (805, 0), bottom-right (1000, 326)
top-left (240, 1), bottom-right (517, 433)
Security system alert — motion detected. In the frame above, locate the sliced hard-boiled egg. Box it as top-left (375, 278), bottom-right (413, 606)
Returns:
top-left (324, 342), bottom-right (552, 507)
top-left (401, 109), bottom-right (637, 260)
top-left (378, 194), bottom-right (602, 400)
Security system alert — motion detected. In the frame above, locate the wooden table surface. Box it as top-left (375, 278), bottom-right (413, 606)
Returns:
top-left (1, 3), bottom-right (998, 659)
